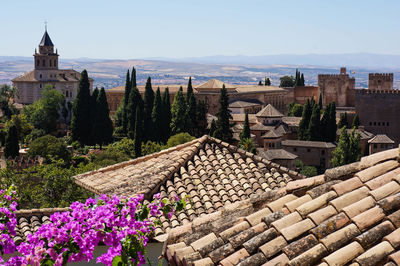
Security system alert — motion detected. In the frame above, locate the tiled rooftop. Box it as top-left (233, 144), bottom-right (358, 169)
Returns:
top-left (164, 147), bottom-right (400, 266)
top-left (75, 135), bottom-right (304, 236)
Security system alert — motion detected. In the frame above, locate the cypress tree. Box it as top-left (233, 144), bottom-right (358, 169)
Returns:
top-left (349, 128), bottom-right (361, 162)
top-left (93, 88), bottom-right (113, 148)
top-left (4, 125), bottom-right (19, 158)
top-left (331, 126), bottom-right (361, 167)
top-left (320, 102), bottom-right (330, 142)
top-left (258, 80), bottom-right (263, 86)
top-left (71, 69), bottom-right (91, 146)
top-left (240, 112), bottom-right (251, 141)
top-left (162, 88), bottom-right (171, 142)
top-left (213, 85), bottom-right (233, 143)
top-left (127, 87), bottom-right (143, 139)
top-left (338, 112), bottom-right (348, 129)
top-left (134, 105), bottom-right (143, 158)
top-left (328, 102), bottom-right (337, 142)
top-left (122, 69), bottom-right (131, 134)
top-left (131, 67), bottom-right (136, 88)
top-left (209, 119), bottom-right (216, 136)
top-left (196, 100), bottom-right (207, 137)
top-left (187, 93), bottom-right (197, 136)
top-left (151, 88), bottom-right (163, 142)
top-left (318, 93), bottom-right (323, 110)
top-left (186, 77), bottom-right (193, 104)
top-left (90, 88), bottom-right (99, 145)
top-left (265, 77), bottom-right (271, 86)
top-left (300, 73), bottom-right (305, 86)
top-left (310, 96), bottom-right (316, 108)
top-left (307, 105), bottom-right (321, 141)
top-left (298, 99), bottom-right (312, 140)
top-left (143, 77), bottom-right (154, 141)
top-left (170, 87), bottom-right (187, 135)
top-left (295, 69), bottom-right (299, 86)
top-left (352, 114), bottom-right (360, 128)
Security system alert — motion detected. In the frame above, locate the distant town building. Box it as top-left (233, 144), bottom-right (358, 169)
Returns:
top-left (282, 140), bottom-right (336, 169)
top-left (318, 67), bottom-right (355, 107)
top-left (368, 134), bottom-right (395, 154)
top-left (105, 79), bottom-right (288, 115)
top-left (12, 30), bottom-right (93, 104)
top-left (369, 73), bottom-right (393, 90)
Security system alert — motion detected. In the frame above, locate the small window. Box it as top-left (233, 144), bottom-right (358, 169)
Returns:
top-left (43, 59), bottom-right (45, 66)
top-left (37, 60), bottom-right (40, 66)
top-left (50, 60), bottom-right (52, 67)
top-left (374, 122), bottom-right (376, 126)
top-left (369, 122), bottom-right (372, 126)
top-left (374, 144), bottom-right (377, 149)
top-left (378, 122), bottom-right (381, 126)
top-left (40, 84), bottom-right (42, 88)
top-left (387, 122), bottom-right (390, 126)
top-left (321, 150), bottom-right (325, 155)
top-left (293, 148), bottom-right (297, 152)
top-left (307, 148), bottom-right (311, 152)
top-left (39, 74), bottom-right (42, 79)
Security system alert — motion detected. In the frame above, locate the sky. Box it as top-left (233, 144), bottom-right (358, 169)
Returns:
top-left (1, 0), bottom-right (400, 59)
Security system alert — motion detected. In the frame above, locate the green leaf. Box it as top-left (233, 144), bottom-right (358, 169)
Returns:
top-left (112, 255), bottom-right (124, 266)
top-left (41, 258), bottom-right (55, 266)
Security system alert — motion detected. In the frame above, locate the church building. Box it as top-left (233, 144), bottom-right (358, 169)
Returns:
top-left (12, 29), bottom-right (93, 104)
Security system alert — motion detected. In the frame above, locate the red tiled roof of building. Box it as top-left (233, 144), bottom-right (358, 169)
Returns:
top-left (164, 147), bottom-right (400, 265)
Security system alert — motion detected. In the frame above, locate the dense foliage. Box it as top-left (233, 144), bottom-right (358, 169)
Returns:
top-left (287, 102), bottom-right (303, 117)
top-left (331, 126), bottom-right (361, 167)
top-left (279, 75), bottom-right (295, 87)
top-left (27, 134), bottom-right (71, 163)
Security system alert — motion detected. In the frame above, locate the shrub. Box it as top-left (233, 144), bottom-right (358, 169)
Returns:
top-left (27, 135), bottom-right (71, 163)
top-left (166, 132), bottom-right (195, 148)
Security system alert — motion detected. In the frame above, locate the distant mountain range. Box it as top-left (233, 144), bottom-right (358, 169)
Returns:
top-left (149, 53), bottom-right (400, 70)
top-left (1, 53), bottom-right (399, 89)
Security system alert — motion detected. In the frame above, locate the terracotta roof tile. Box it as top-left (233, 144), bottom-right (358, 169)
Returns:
top-left (164, 147), bottom-right (400, 266)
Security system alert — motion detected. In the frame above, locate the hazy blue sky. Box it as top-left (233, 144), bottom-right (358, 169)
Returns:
top-left (1, 0), bottom-right (399, 59)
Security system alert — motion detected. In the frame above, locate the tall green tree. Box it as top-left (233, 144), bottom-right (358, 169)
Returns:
top-left (89, 88), bottom-right (99, 144)
top-left (318, 93), bottom-right (323, 110)
top-left (298, 99), bottom-right (312, 140)
top-left (209, 119), bottom-right (216, 136)
top-left (71, 70), bottom-right (91, 145)
top-left (186, 77), bottom-right (193, 104)
top-left (122, 69), bottom-right (131, 134)
top-left (307, 105), bottom-right (321, 141)
top-left (151, 88), bottom-right (163, 142)
top-left (23, 85), bottom-right (65, 134)
top-left (331, 126), bottom-right (361, 167)
top-left (143, 77), bottom-right (154, 141)
top-left (161, 88), bottom-right (171, 142)
top-left (93, 88), bottom-right (113, 148)
top-left (300, 73), bottom-right (305, 86)
top-left (338, 112), bottom-right (348, 129)
top-left (294, 69), bottom-right (300, 86)
top-left (127, 87), bottom-right (143, 139)
top-left (130, 67), bottom-right (136, 89)
top-left (170, 87), bottom-right (187, 135)
top-left (187, 93), bottom-right (197, 136)
top-left (279, 76), bottom-right (295, 87)
top-left (196, 100), bottom-right (207, 137)
top-left (320, 102), bottom-right (337, 142)
top-left (4, 125), bottom-right (19, 158)
top-left (213, 85), bottom-right (233, 143)
top-left (352, 114), bottom-right (360, 128)
top-left (134, 105), bottom-right (143, 158)
top-left (265, 77), bottom-right (271, 86)
top-left (240, 112), bottom-right (251, 141)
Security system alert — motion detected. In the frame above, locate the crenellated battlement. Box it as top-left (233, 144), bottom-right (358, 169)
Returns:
top-left (369, 73), bottom-right (393, 78)
top-left (355, 89), bottom-right (400, 95)
top-left (318, 74), bottom-right (349, 78)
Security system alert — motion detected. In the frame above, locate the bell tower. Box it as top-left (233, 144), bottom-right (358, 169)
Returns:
top-left (34, 25), bottom-right (59, 70)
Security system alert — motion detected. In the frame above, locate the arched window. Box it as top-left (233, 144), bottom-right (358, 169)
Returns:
top-left (40, 74), bottom-right (42, 79)
top-left (50, 60), bottom-right (52, 67)
top-left (54, 59), bottom-right (57, 67)
top-left (37, 60), bottom-right (40, 66)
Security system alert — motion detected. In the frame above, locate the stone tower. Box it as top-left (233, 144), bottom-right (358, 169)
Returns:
top-left (34, 30), bottom-right (59, 71)
top-left (368, 73), bottom-right (393, 90)
top-left (318, 67), bottom-right (355, 107)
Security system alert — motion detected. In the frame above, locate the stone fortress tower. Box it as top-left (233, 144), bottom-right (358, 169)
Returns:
top-left (318, 67), bottom-right (355, 107)
top-left (368, 73), bottom-right (393, 90)
top-left (12, 28), bottom-right (92, 104)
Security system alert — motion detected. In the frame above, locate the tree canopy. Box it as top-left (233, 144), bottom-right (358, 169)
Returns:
top-left (331, 127), bottom-right (361, 167)
top-left (27, 134), bottom-right (71, 163)
top-left (279, 75), bottom-right (295, 87)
